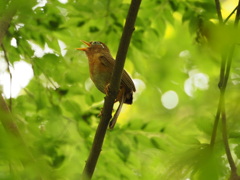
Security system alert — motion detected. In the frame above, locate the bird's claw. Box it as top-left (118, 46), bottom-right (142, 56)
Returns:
top-left (104, 83), bottom-right (110, 96)
top-left (98, 107), bottom-right (103, 117)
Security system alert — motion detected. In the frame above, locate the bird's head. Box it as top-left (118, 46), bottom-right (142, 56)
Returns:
top-left (76, 40), bottom-right (110, 55)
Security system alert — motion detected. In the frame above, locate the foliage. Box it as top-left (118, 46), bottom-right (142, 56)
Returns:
top-left (0, 0), bottom-right (240, 179)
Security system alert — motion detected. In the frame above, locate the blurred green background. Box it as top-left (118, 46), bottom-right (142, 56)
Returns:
top-left (0, 0), bottom-right (240, 179)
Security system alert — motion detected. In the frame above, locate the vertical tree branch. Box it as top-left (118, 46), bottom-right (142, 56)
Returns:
top-left (0, 8), bottom-right (16, 45)
top-left (0, 5), bottom-right (44, 180)
top-left (0, 0), bottom-right (18, 136)
top-left (81, 0), bottom-right (142, 179)
top-left (0, 95), bottom-right (20, 136)
top-left (1, 44), bottom-right (12, 110)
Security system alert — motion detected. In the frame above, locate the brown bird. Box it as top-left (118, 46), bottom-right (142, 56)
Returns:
top-left (77, 41), bottom-right (136, 129)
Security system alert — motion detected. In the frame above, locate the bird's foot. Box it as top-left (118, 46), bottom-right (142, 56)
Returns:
top-left (98, 107), bottom-right (115, 118)
top-left (104, 83), bottom-right (110, 96)
top-left (97, 107), bottom-right (103, 117)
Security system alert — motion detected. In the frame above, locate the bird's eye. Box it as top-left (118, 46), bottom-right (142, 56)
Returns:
top-left (91, 41), bottom-right (101, 45)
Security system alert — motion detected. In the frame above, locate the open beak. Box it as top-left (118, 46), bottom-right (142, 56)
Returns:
top-left (76, 40), bottom-right (91, 51)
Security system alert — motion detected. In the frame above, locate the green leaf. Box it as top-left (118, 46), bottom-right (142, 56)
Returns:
top-left (115, 137), bottom-right (130, 162)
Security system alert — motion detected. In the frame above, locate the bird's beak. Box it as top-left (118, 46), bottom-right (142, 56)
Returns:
top-left (76, 40), bottom-right (91, 51)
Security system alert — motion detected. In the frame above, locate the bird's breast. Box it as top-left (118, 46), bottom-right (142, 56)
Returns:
top-left (88, 54), bottom-right (112, 93)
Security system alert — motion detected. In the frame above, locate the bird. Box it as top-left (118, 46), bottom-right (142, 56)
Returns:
top-left (77, 40), bottom-right (136, 129)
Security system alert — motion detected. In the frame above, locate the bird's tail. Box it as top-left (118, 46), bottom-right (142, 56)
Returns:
top-left (109, 94), bottom-right (125, 129)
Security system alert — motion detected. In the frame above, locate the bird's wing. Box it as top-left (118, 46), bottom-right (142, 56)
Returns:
top-left (122, 70), bottom-right (136, 92)
top-left (99, 54), bottom-right (115, 67)
top-left (99, 55), bottom-right (136, 92)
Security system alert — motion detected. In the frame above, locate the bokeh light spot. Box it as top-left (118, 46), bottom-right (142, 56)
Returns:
top-left (161, 90), bottom-right (179, 109)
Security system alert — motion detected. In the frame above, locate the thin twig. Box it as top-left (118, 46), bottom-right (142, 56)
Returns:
top-left (212, 0), bottom-right (240, 176)
top-left (1, 44), bottom-right (12, 110)
top-left (211, 2), bottom-right (240, 178)
top-left (210, 0), bottom-right (225, 147)
top-left (218, 52), bottom-right (228, 89)
top-left (221, 101), bottom-right (238, 177)
top-left (221, 1), bottom-right (240, 175)
top-left (224, 6), bottom-right (238, 24)
top-left (219, 1), bottom-right (240, 174)
top-left (210, 43), bottom-right (238, 178)
top-left (221, 36), bottom-right (240, 180)
top-left (210, 95), bottom-right (222, 146)
top-left (33, 62), bottom-right (58, 89)
top-left (81, 0), bottom-right (142, 179)
top-left (223, 46), bottom-right (234, 89)
top-left (215, 0), bottom-right (223, 24)
top-left (234, 1), bottom-right (240, 26)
